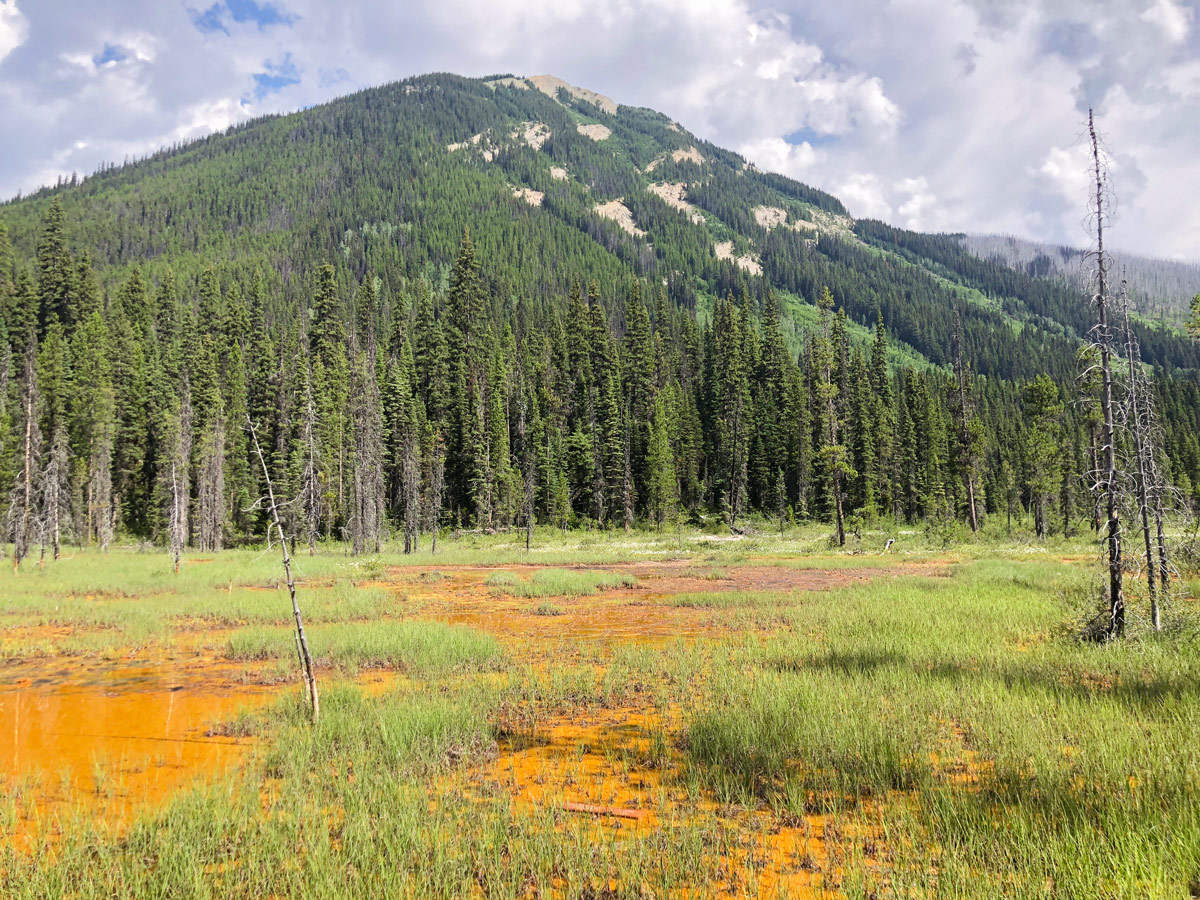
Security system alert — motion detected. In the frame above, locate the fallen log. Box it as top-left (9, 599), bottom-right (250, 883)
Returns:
top-left (562, 802), bottom-right (648, 820)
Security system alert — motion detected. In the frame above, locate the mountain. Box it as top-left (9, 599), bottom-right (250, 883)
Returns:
top-left (0, 72), bottom-right (1197, 546)
top-left (3, 72), bottom-right (1196, 383)
top-left (958, 233), bottom-right (1200, 321)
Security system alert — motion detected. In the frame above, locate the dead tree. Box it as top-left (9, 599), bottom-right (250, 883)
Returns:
top-left (39, 424), bottom-right (73, 561)
top-left (299, 381), bottom-right (320, 555)
top-left (169, 464), bottom-right (185, 573)
top-left (952, 309), bottom-right (980, 532)
top-left (426, 433), bottom-right (445, 553)
top-left (196, 413), bottom-right (226, 552)
top-left (168, 390), bottom-right (192, 573)
top-left (1084, 109), bottom-right (1125, 638)
top-left (622, 425), bottom-right (634, 532)
top-left (8, 344), bottom-right (40, 571)
top-left (776, 468), bottom-right (786, 537)
top-left (249, 416), bottom-right (319, 723)
top-left (90, 423), bottom-right (114, 552)
top-left (1119, 282), bottom-right (1159, 628)
top-left (402, 429), bottom-right (420, 553)
top-left (1118, 280), bottom-right (1179, 630)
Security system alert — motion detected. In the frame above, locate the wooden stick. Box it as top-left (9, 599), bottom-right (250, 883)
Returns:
top-left (562, 802), bottom-right (648, 820)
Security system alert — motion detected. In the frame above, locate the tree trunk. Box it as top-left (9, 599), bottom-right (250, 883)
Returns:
top-left (1089, 109), bottom-right (1124, 639)
top-left (249, 417), bottom-right (319, 723)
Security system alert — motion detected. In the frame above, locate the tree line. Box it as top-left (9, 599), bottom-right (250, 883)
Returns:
top-left (1, 198), bottom-right (1197, 565)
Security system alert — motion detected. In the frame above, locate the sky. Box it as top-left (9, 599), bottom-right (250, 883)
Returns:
top-left (1, 0), bottom-right (1197, 259)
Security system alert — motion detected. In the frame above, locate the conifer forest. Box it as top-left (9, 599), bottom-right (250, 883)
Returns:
top-left (1, 75), bottom-right (1197, 561)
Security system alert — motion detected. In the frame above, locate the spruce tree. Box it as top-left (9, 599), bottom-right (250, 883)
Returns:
top-left (812, 288), bottom-right (853, 545)
top-left (309, 264), bottom-right (350, 536)
top-left (36, 197), bottom-right (74, 332)
top-left (1024, 374), bottom-right (1064, 539)
top-left (349, 274), bottom-right (385, 554)
top-left (645, 394), bottom-right (678, 530)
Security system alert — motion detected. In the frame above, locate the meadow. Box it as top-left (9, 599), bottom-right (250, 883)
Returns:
top-left (0, 522), bottom-right (1197, 898)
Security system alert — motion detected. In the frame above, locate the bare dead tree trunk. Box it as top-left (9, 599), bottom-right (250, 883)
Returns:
top-left (94, 444), bottom-right (114, 552)
top-left (301, 385), bottom-right (319, 555)
top-left (428, 435), bottom-right (445, 554)
top-left (249, 416), bottom-right (319, 723)
top-left (622, 424), bottom-right (634, 532)
top-left (10, 344), bottom-right (39, 572)
top-left (40, 424), bottom-right (72, 561)
top-left (170, 463), bottom-right (184, 574)
top-left (953, 309), bottom-right (979, 532)
top-left (168, 388), bottom-right (192, 573)
top-left (197, 413), bottom-right (226, 552)
top-left (776, 467), bottom-right (786, 537)
top-left (403, 431), bottom-right (420, 554)
top-left (1088, 109), bottom-right (1124, 639)
top-left (1154, 504), bottom-right (1169, 601)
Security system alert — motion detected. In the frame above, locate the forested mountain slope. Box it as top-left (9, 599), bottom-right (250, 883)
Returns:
top-left (959, 232), bottom-right (1200, 321)
top-left (4, 72), bottom-right (1194, 382)
top-left (0, 72), bottom-right (1196, 551)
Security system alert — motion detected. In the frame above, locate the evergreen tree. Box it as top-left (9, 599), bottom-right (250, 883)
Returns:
top-left (1023, 374), bottom-right (1063, 539)
top-left (710, 292), bottom-right (750, 529)
top-left (309, 264), bottom-right (350, 535)
top-left (812, 288), bottom-right (853, 545)
top-left (645, 394), bottom-right (678, 530)
top-left (349, 274), bottom-right (385, 554)
top-left (36, 198), bottom-right (74, 332)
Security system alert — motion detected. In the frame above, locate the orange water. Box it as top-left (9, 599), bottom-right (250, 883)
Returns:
top-left (0, 654), bottom-right (277, 844)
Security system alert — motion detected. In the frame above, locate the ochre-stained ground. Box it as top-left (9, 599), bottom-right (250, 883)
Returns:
top-left (1, 653), bottom-right (274, 849)
top-left (1, 558), bottom-right (932, 889)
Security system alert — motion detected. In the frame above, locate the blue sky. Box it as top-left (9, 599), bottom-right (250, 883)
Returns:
top-left (0, 0), bottom-right (1197, 258)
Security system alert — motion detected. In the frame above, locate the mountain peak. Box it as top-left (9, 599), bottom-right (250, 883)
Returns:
top-left (484, 73), bottom-right (619, 115)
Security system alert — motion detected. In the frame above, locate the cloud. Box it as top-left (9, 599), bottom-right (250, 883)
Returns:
top-left (1164, 60), bottom-right (1200, 98)
top-left (0, 0), bottom-right (28, 63)
top-left (0, 0), bottom-right (1196, 260)
top-left (1141, 0), bottom-right (1191, 43)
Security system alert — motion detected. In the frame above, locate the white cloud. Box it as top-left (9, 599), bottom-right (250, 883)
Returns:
top-left (1037, 145), bottom-right (1092, 205)
top-left (1141, 0), bottom-right (1191, 43)
top-left (0, 0), bottom-right (28, 62)
top-left (1164, 60), bottom-right (1200, 98)
top-left (836, 172), bottom-right (892, 220)
top-left (738, 136), bottom-right (820, 174)
top-left (896, 177), bottom-right (938, 230)
top-left (170, 97), bottom-right (244, 142)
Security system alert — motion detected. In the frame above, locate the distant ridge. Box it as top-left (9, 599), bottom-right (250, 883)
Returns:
top-left (959, 233), bottom-right (1200, 318)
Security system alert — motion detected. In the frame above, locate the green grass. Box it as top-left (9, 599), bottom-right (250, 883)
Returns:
top-left (686, 560), bottom-right (1200, 897)
top-left (487, 567), bottom-right (637, 597)
top-left (225, 620), bottom-right (502, 676)
top-left (2, 527), bottom-right (1198, 898)
top-left (668, 589), bottom-right (796, 609)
